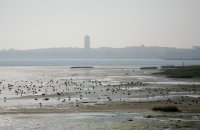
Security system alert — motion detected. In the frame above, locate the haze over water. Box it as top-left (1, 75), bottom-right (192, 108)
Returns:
top-left (0, 1), bottom-right (200, 130)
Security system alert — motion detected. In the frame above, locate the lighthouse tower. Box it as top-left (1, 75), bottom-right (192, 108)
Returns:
top-left (84, 35), bottom-right (90, 50)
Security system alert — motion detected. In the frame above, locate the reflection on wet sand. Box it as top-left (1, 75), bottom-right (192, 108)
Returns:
top-left (0, 66), bottom-right (200, 129)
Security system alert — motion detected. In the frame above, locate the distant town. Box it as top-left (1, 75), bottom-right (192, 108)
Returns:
top-left (0, 35), bottom-right (200, 60)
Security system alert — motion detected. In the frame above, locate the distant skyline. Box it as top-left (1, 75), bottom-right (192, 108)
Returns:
top-left (0, 0), bottom-right (200, 50)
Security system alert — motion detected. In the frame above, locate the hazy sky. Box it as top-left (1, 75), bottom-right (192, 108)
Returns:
top-left (0, 0), bottom-right (200, 50)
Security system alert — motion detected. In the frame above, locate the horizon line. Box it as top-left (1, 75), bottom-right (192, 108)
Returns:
top-left (1, 45), bottom-right (200, 51)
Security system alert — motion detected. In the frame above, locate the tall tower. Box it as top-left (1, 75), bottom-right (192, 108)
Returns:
top-left (84, 35), bottom-right (90, 50)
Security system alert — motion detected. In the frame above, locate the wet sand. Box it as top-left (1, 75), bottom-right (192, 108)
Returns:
top-left (0, 66), bottom-right (200, 130)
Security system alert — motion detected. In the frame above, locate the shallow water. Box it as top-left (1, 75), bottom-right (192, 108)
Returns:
top-left (1, 59), bottom-right (200, 66)
top-left (0, 66), bottom-right (200, 129)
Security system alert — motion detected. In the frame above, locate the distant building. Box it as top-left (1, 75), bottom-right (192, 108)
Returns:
top-left (84, 35), bottom-right (90, 50)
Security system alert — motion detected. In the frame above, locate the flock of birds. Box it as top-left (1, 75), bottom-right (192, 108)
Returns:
top-left (0, 71), bottom-right (200, 107)
top-left (0, 77), bottom-right (147, 106)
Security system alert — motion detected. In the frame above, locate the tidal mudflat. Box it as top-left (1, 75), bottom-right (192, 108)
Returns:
top-left (0, 66), bottom-right (200, 130)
